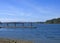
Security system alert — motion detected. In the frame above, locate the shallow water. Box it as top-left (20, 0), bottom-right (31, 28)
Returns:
top-left (0, 24), bottom-right (60, 43)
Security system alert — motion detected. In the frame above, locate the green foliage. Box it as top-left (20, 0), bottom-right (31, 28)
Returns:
top-left (45, 18), bottom-right (60, 24)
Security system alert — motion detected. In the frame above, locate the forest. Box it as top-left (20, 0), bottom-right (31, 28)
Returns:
top-left (45, 18), bottom-right (60, 24)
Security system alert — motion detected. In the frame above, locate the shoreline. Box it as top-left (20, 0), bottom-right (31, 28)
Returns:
top-left (0, 38), bottom-right (33, 43)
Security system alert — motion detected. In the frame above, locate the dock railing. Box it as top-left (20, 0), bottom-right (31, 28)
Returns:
top-left (0, 22), bottom-right (37, 28)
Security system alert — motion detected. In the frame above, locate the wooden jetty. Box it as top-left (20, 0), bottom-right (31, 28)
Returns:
top-left (0, 22), bottom-right (37, 28)
top-left (0, 26), bottom-right (36, 28)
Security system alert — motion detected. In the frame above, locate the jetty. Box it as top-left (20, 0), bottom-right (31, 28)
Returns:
top-left (0, 22), bottom-right (37, 28)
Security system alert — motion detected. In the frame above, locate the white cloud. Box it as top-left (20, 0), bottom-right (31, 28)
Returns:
top-left (0, 17), bottom-right (41, 22)
top-left (22, 0), bottom-right (60, 16)
top-left (0, 0), bottom-right (60, 22)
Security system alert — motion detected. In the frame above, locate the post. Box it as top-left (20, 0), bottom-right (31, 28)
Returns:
top-left (31, 22), bottom-right (32, 27)
top-left (7, 23), bottom-right (8, 27)
top-left (0, 22), bottom-right (2, 28)
top-left (22, 23), bottom-right (24, 27)
top-left (14, 23), bottom-right (16, 27)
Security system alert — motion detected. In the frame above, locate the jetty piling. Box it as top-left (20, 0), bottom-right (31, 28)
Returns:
top-left (0, 22), bottom-right (37, 28)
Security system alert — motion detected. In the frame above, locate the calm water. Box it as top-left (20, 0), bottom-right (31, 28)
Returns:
top-left (0, 24), bottom-right (60, 43)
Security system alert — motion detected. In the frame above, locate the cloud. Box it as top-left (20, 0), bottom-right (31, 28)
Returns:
top-left (0, 0), bottom-right (60, 22)
top-left (0, 17), bottom-right (41, 22)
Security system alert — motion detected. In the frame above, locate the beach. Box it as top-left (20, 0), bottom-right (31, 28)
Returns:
top-left (0, 38), bottom-right (33, 43)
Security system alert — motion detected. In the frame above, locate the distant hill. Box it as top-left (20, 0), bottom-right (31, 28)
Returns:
top-left (35, 22), bottom-right (45, 24)
top-left (45, 18), bottom-right (60, 24)
top-left (0, 18), bottom-right (60, 24)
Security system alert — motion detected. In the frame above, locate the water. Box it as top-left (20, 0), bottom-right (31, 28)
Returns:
top-left (0, 24), bottom-right (60, 43)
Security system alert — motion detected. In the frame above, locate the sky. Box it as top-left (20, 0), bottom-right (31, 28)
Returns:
top-left (0, 0), bottom-right (60, 22)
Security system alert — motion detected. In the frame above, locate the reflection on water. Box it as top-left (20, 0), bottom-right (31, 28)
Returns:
top-left (0, 24), bottom-right (60, 43)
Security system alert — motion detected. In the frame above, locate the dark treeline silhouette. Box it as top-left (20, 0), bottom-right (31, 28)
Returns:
top-left (45, 18), bottom-right (60, 24)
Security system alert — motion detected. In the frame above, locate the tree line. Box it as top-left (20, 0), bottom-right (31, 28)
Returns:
top-left (45, 18), bottom-right (60, 24)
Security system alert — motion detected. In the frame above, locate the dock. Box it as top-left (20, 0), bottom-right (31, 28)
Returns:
top-left (0, 22), bottom-right (37, 28)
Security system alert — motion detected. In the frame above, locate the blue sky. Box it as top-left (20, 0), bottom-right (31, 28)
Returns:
top-left (0, 0), bottom-right (60, 22)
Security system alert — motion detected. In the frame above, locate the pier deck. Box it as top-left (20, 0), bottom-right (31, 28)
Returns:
top-left (0, 22), bottom-right (37, 28)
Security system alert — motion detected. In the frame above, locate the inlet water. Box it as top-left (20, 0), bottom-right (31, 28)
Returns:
top-left (0, 24), bottom-right (60, 43)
